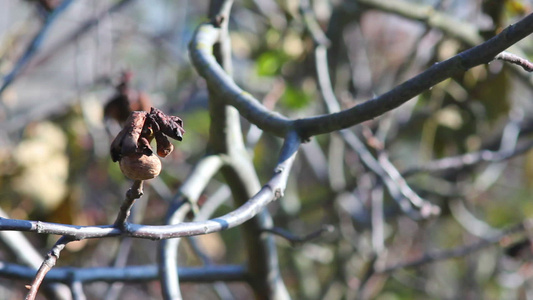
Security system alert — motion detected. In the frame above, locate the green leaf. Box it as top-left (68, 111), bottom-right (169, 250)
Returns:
top-left (281, 84), bottom-right (313, 109)
top-left (256, 50), bottom-right (288, 77)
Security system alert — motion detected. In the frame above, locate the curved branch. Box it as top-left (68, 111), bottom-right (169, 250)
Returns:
top-left (159, 154), bottom-right (225, 299)
top-left (189, 13), bottom-right (533, 140)
top-left (189, 23), bottom-right (291, 137)
top-left (294, 12), bottom-right (533, 138)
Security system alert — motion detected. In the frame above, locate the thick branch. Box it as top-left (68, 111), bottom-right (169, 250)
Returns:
top-left (294, 12), bottom-right (533, 138)
top-left (189, 13), bottom-right (533, 140)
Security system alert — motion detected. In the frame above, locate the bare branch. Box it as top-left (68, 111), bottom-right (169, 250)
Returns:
top-left (0, 0), bottom-right (75, 96)
top-left (0, 208), bottom-right (72, 299)
top-left (113, 180), bottom-right (143, 230)
top-left (0, 138), bottom-right (294, 239)
top-left (0, 263), bottom-right (248, 283)
top-left (189, 12), bottom-right (533, 139)
top-left (495, 51), bottom-right (533, 72)
top-left (355, 0), bottom-right (483, 46)
top-left (25, 236), bottom-right (74, 300)
top-left (159, 154), bottom-right (224, 300)
top-left (402, 137), bottom-right (533, 177)
top-left (262, 224), bottom-right (334, 246)
top-left (377, 223), bottom-right (525, 273)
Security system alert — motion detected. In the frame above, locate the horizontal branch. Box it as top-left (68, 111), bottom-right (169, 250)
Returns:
top-left (402, 140), bottom-right (533, 177)
top-left (189, 13), bottom-right (533, 140)
top-left (0, 132), bottom-right (300, 240)
top-left (0, 262), bottom-right (247, 283)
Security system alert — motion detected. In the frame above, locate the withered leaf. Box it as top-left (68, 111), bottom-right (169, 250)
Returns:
top-left (110, 107), bottom-right (184, 163)
top-left (155, 131), bottom-right (174, 157)
top-left (149, 107), bottom-right (185, 141)
top-left (110, 111), bottom-right (151, 162)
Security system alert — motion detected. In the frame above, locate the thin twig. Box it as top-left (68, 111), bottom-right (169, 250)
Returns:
top-left (261, 224), bottom-right (334, 246)
top-left (113, 180), bottom-right (144, 230)
top-left (25, 236), bottom-right (75, 300)
top-left (355, 0), bottom-right (483, 46)
top-left (495, 51), bottom-right (533, 72)
top-left (377, 151), bottom-right (441, 217)
top-left (31, 0), bottom-right (136, 70)
top-left (0, 208), bottom-right (72, 300)
top-left (300, 0), bottom-right (438, 219)
top-left (0, 0), bottom-right (75, 95)
top-left (377, 222), bottom-right (525, 273)
top-left (0, 138), bottom-right (296, 240)
top-left (402, 136), bottom-right (533, 177)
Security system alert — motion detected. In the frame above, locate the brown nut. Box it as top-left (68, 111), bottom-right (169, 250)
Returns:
top-left (119, 153), bottom-right (161, 180)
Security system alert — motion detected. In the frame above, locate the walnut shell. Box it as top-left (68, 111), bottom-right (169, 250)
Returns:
top-left (119, 153), bottom-right (161, 180)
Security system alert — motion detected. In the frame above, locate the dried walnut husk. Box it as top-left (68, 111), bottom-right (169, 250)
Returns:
top-left (119, 153), bottom-right (161, 180)
top-left (110, 107), bottom-right (184, 180)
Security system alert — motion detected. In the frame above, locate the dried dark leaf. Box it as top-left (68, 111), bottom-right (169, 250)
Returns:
top-left (109, 111), bottom-right (149, 162)
top-left (149, 107), bottom-right (185, 141)
top-left (110, 107), bottom-right (184, 163)
top-left (155, 131), bottom-right (173, 157)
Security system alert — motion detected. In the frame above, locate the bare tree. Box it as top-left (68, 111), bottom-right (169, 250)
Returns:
top-left (1, 0), bottom-right (533, 299)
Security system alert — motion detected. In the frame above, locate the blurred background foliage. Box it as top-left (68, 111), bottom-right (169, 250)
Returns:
top-left (0, 0), bottom-right (533, 299)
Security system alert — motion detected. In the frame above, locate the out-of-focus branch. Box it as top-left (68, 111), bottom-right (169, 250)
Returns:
top-left (261, 224), bottom-right (334, 247)
top-left (30, 0), bottom-right (136, 70)
top-left (449, 199), bottom-right (502, 238)
top-left (301, 0), bottom-right (438, 220)
top-left (402, 142), bottom-right (533, 176)
top-left (342, 131), bottom-right (439, 219)
top-left (402, 137), bottom-right (533, 177)
top-left (0, 208), bottom-right (72, 300)
top-left (205, 1), bottom-right (291, 298)
top-left (0, 0), bottom-right (75, 96)
top-left (377, 151), bottom-right (441, 217)
top-left (159, 154), bottom-right (224, 299)
top-left (377, 222), bottom-right (526, 273)
top-left (0, 263), bottom-right (247, 283)
top-left (355, 0), bottom-right (482, 46)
